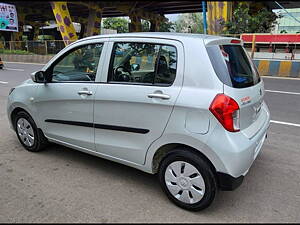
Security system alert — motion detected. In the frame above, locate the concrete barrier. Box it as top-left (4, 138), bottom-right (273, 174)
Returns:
top-left (0, 54), bottom-right (53, 64)
top-left (253, 59), bottom-right (300, 78)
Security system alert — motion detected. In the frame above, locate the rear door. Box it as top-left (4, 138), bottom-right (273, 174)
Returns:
top-left (93, 38), bottom-right (184, 165)
top-left (206, 40), bottom-right (266, 137)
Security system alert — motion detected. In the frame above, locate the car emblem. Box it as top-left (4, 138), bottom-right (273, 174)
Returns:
top-left (241, 96), bottom-right (251, 105)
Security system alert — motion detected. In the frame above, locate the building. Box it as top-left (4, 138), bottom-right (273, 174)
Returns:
top-left (274, 8), bottom-right (300, 33)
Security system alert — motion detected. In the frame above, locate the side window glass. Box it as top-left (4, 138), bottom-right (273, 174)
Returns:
top-left (51, 43), bottom-right (103, 82)
top-left (109, 42), bottom-right (160, 83)
top-left (154, 45), bottom-right (177, 85)
top-left (108, 42), bottom-right (177, 86)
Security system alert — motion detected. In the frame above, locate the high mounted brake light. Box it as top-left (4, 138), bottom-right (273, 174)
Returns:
top-left (230, 39), bottom-right (241, 44)
top-left (209, 94), bottom-right (240, 132)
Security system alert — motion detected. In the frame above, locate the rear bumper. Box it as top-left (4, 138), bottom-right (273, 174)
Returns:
top-left (206, 102), bottom-right (270, 178)
top-left (216, 131), bottom-right (267, 191)
top-left (217, 172), bottom-right (244, 191)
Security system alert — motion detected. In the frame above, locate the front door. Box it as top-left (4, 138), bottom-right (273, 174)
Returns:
top-left (93, 39), bottom-right (184, 165)
top-left (34, 42), bottom-right (104, 150)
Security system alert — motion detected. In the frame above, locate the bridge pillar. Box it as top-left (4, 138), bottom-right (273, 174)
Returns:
top-left (80, 22), bottom-right (87, 38)
top-left (207, 1), bottom-right (233, 35)
top-left (26, 21), bottom-right (39, 40)
top-left (33, 22), bottom-right (42, 40)
top-left (150, 20), bottom-right (160, 32)
top-left (129, 14), bottom-right (142, 32)
top-left (10, 12), bottom-right (25, 49)
top-left (74, 17), bottom-right (88, 38)
top-left (85, 6), bottom-right (103, 36)
top-left (15, 13), bottom-right (25, 41)
top-left (50, 1), bottom-right (78, 45)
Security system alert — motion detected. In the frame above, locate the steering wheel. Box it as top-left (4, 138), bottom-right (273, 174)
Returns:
top-left (115, 66), bottom-right (132, 76)
top-left (114, 66), bottom-right (132, 82)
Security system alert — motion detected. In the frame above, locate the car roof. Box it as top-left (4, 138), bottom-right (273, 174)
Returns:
top-left (76, 32), bottom-right (239, 45)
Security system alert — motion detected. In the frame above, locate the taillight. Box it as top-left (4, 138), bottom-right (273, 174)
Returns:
top-left (209, 94), bottom-right (240, 132)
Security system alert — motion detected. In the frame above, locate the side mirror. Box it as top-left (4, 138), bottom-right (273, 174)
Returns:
top-left (31, 71), bottom-right (46, 83)
top-left (131, 63), bottom-right (140, 71)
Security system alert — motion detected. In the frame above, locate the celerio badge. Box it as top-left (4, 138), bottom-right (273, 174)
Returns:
top-left (241, 96), bottom-right (251, 105)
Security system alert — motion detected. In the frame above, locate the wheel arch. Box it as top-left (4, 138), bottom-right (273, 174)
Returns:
top-left (152, 143), bottom-right (217, 175)
top-left (10, 107), bottom-right (32, 130)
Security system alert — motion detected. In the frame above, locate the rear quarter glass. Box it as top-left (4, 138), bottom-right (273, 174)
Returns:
top-left (206, 45), bottom-right (260, 88)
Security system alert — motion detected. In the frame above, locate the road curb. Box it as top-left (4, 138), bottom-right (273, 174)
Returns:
top-left (3, 61), bottom-right (46, 66)
top-left (0, 54), bottom-right (53, 64)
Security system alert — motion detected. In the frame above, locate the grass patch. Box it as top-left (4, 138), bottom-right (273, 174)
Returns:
top-left (0, 49), bottom-right (35, 55)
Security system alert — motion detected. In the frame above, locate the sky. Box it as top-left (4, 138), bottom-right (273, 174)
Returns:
top-left (165, 14), bottom-right (180, 22)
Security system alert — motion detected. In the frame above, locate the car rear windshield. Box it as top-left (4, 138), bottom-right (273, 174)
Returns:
top-left (206, 45), bottom-right (260, 88)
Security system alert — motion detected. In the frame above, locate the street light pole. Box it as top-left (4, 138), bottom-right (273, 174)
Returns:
top-left (202, 1), bottom-right (207, 34)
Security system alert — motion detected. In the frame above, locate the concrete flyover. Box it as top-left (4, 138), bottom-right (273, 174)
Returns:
top-left (4, 1), bottom-right (298, 44)
top-left (4, 1), bottom-right (180, 44)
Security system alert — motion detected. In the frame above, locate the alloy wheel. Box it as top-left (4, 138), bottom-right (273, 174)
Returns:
top-left (17, 118), bottom-right (35, 147)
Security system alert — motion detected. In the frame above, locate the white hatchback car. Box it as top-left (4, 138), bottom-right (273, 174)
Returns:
top-left (7, 33), bottom-right (270, 211)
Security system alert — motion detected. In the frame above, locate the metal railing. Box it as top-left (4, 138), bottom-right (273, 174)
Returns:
top-left (0, 40), bottom-right (74, 55)
top-left (220, 33), bottom-right (241, 38)
top-left (222, 34), bottom-right (300, 60)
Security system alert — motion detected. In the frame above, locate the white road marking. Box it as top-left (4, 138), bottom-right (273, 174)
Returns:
top-left (265, 90), bottom-right (300, 95)
top-left (4, 68), bottom-right (25, 72)
top-left (3, 61), bottom-right (45, 65)
top-left (271, 120), bottom-right (300, 128)
top-left (0, 81), bottom-right (8, 84)
top-left (262, 76), bottom-right (300, 81)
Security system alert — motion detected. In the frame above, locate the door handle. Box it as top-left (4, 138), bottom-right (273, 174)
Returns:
top-left (147, 93), bottom-right (170, 100)
top-left (78, 90), bottom-right (93, 95)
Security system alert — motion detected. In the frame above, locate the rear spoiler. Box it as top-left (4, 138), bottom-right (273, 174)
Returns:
top-left (204, 37), bottom-right (243, 46)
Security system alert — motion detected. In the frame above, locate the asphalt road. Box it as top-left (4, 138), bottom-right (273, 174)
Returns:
top-left (0, 62), bottom-right (299, 223)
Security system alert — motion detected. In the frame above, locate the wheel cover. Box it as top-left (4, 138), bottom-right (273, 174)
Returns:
top-left (17, 118), bottom-right (35, 147)
top-left (165, 161), bottom-right (205, 204)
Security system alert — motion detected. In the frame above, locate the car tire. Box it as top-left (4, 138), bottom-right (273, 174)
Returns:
top-left (14, 111), bottom-right (48, 152)
top-left (158, 149), bottom-right (217, 211)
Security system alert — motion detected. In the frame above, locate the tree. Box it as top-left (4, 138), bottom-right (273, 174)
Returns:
top-left (103, 17), bottom-right (175, 33)
top-left (103, 17), bottom-right (129, 33)
top-left (175, 13), bottom-right (204, 33)
top-left (142, 19), bottom-right (175, 32)
top-left (159, 20), bottom-right (176, 32)
top-left (222, 3), bottom-right (281, 34)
